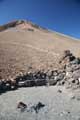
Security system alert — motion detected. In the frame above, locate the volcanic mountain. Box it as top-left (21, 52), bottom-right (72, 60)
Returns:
top-left (0, 20), bottom-right (80, 79)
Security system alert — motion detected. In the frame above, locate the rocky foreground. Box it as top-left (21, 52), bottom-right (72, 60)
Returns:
top-left (0, 50), bottom-right (80, 94)
top-left (1, 50), bottom-right (80, 120)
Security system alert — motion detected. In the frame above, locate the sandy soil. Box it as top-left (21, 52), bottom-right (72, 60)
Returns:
top-left (0, 21), bottom-right (80, 79)
top-left (0, 86), bottom-right (80, 120)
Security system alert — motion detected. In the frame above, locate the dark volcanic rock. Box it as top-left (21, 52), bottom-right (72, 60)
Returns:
top-left (59, 50), bottom-right (76, 64)
top-left (0, 50), bottom-right (80, 94)
top-left (31, 102), bottom-right (45, 113)
top-left (17, 102), bottom-right (27, 112)
top-left (58, 50), bottom-right (80, 88)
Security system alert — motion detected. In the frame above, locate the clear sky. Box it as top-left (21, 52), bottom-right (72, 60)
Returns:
top-left (0, 0), bottom-right (80, 38)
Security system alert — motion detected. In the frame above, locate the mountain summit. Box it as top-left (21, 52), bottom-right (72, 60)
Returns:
top-left (0, 20), bottom-right (48, 32)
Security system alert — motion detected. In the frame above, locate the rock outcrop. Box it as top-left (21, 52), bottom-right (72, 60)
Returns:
top-left (58, 50), bottom-right (80, 88)
top-left (0, 50), bottom-right (80, 94)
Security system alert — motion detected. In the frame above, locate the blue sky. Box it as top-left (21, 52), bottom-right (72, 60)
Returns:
top-left (0, 0), bottom-right (80, 38)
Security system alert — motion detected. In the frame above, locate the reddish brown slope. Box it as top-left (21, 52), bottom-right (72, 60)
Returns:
top-left (0, 20), bottom-right (80, 79)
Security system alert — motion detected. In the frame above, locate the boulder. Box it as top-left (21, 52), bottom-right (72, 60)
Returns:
top-left (17, 102), bottom-right (27, 112)
top-left (71, 58), bottom-right (80, 64)
top-left (73, 70), bottom-right (80, 80)
top-left (31, 102), bottom-right (45, 113)
top-left (59, 50), bottom-right (75, 64)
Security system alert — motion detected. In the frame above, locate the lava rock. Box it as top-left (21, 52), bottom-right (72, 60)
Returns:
top-left (17, 102), bottom-right (27, 112)
top-left (31, 102), bottom-right (45, 113)
top-left (73, 70), bottom-right (80, 80)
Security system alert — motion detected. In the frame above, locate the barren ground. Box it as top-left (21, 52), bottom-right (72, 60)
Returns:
top-left (0, 21), bottom-right (80, 120)
top-left (0, 86), bottom-right (80, 120)
top-left (0, 21), bottom-right (80, 79)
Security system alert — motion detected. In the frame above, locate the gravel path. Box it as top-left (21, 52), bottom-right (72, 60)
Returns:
top-left (0, 86), bottom-right (80, 120)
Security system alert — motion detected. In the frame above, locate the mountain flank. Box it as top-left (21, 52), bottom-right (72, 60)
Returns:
top-left (0, 20), bottom-right (80, 80)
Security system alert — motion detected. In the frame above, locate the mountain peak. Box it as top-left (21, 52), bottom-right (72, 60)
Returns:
top-left (0, 20), bottom-right (26, 31)
top-left (0, 20), bottom-right (48, 32)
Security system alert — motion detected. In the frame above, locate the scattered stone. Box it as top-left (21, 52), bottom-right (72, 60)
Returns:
top-left (78, 78), bottom-right (80, 83)
top-left (31, 102), bottom-right (45, 113)
top-left (27, 28), bottom-right (34, 32)
top-left (59, 80), bottom-right (65, 85)
top-left (49, 79), bottom-right (57, 85)
top-left (59, 50), bottom-right (75, 64)
top-left (71, 96), bottom-right (75, 100)
top-left (67, 111), bottom-right (70, 114)
top-left (73, 70), bottom-right (80, 80)
top-left (17, 102), bottom-right (27, 112)
top-left (18, 81), bottom-right (26, 87)
top-left (1, 50), bottom-right (80, 93)
top-left (58, 89), bottom-right (62, 93)
top-left (71, 58), bottom-right (80, 64)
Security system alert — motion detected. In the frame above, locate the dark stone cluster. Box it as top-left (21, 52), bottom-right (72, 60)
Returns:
top-left (0, 50), bottom-right (80, 94)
